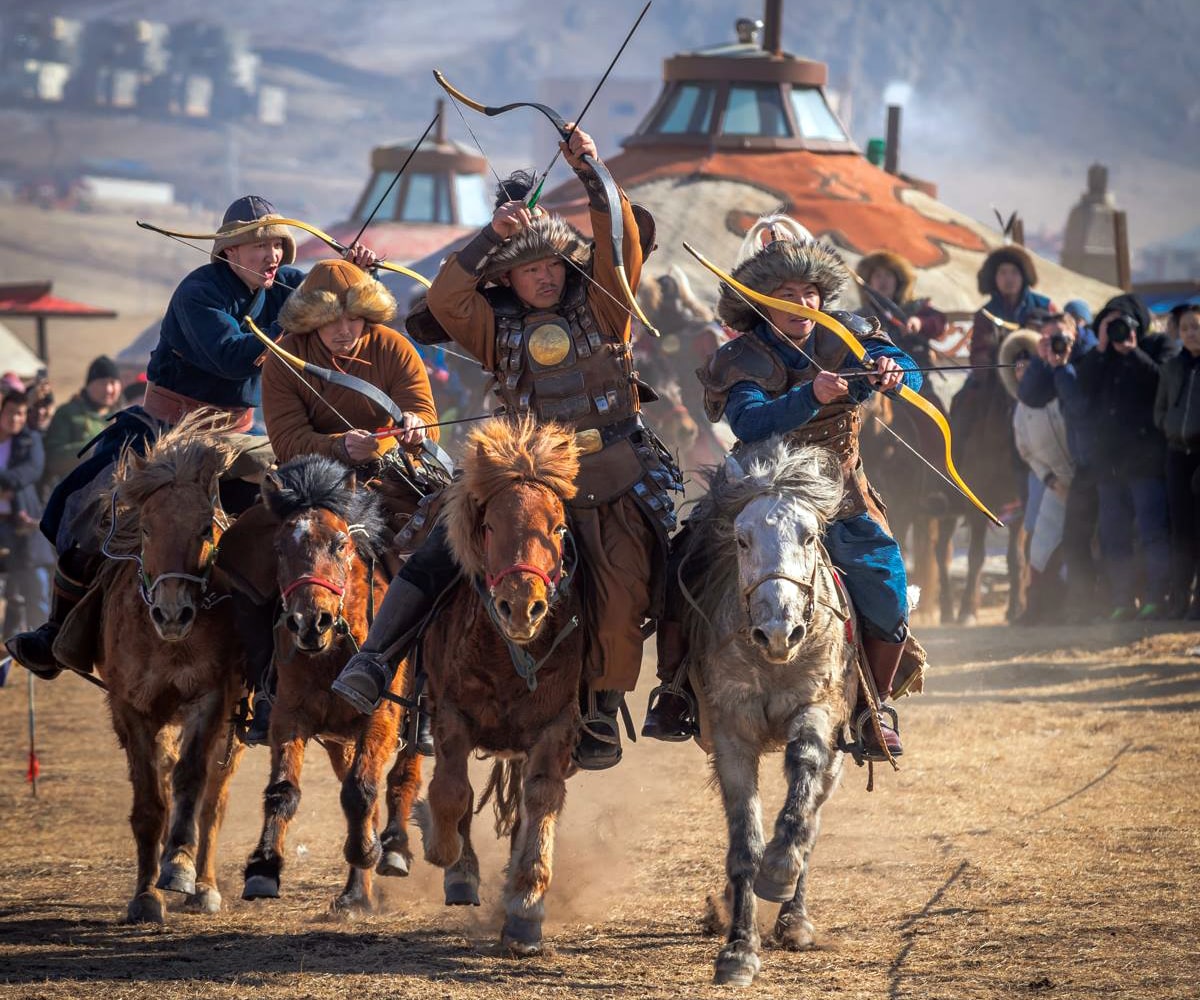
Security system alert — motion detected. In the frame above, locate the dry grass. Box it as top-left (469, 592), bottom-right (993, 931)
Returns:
top-left (1, 620), bottom-right (1198, 998)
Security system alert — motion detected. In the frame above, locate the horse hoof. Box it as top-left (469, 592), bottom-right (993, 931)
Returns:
top-left (714, 945), bottom-right (760, 987)
top-left (330, 892), bottom-right (373, 919)
top-left (185, 885), bottom-right (223, 914)
top-left (774, 914), bottom-right (816, 951)
top-left (377, 850), bottom-right (410, 878)
top-left (156, 861), bottom-right (196, 896)
top-left (242, 875), bottom-right (280, 900)
top-left (958, 613), bottom-right (977, 627)
top-left (125, 891), bottom-right (166, 925)
top-left (444, 870), bottom-right (480, 906)
top-left (501, 915), bottom-right (543, 956)
top-left (753, 867), bottom-right (798, 903)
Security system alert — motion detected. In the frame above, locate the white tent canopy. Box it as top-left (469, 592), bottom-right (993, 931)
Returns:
top-left (0, 320), bottom-right (47, 380)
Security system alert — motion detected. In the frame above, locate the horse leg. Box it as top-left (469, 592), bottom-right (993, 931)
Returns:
top-left (158, 690), bottom-right (228, 898)
top-left (444, 783), bottom-right (481, 907)
top-left (185, 699), bottom-right (243, 914)
top-left (500, 718), bottom-right (573, 957)
top-left (937, 515), bottom-right (957, 624)
top-left (423, 705), bottom-right (471, 869)
top-left (773, 743), bottom-right (844, 951)
top-left (1006, 521), bottom-right (1028, 623)
top-left (959, 519), bottom-right (986, 625)
top-left (243, 734), bottom-right (307, 900)
top-left (112, 706), bottom-right (170, 924)
top-left (909, 515), bottom-right (937, 628)
top-left (377, 746), bottom-right (423, 878)
top-left (711, 732), bottom-right (764, 986)
top-left (326, 740), bottom-right (374, 917)
top-left (341, 709), bottom-right (398, 872)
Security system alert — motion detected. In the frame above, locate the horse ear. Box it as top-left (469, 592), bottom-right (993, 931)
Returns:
top-left (261, 468), bottom-right (282, 501)
top-left (723, 454), bottom-right (746, 481)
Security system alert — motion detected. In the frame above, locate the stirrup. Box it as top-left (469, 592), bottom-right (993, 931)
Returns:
top-left (843, 705), bottom-right (902, 765)
top-left (642, 682), bottom-right (698, 741)
top-left (572, 708), bottom-right (624, 772)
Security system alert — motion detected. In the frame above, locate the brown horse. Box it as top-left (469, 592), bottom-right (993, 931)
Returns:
top-left (91, 415), bottom-right (245, 924)
top-left (242, 455), bottom-right (422, 914)
top-left (420, 416), bottom-right (584, 955)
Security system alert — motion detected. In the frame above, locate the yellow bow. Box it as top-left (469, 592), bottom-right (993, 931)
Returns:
top-left (136, 217), bottom-right (432, 288)
top-left (683, 241), bottom-right (1003, 527)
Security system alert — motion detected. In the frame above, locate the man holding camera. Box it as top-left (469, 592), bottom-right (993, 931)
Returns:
top-left (1051, 295), bottom-right (1176, 620)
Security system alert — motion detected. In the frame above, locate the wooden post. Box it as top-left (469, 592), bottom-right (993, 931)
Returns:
top-left (35, 316), bottom-right (48, 363)
top-left (762, 0), bottom-right (783, 56)
top-left (885, 105), bottom-right (901, 175)
top-left (1113, 210), bottom-right (1132, 291)
top-left (1011, 216), bottom-right (1025, 247)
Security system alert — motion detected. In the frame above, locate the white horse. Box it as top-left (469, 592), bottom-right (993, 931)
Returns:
top-left (678, 439), bottom-right (857, 986)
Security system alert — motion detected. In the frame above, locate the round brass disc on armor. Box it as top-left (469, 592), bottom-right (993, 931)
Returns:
top-left (527, 322), bottom-right (572, 366)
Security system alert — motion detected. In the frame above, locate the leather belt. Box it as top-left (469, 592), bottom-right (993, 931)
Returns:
top-left (143, 382), bottom-right (255, 433)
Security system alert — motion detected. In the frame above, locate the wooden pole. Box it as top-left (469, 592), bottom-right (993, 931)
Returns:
top-left (1113, 210), bottom-right (1132, 291)
top-left (885, 105), bottom-right (901, 175)
top-left (1011, 216), bottom-right (1025, 247)
top-left (35, 316), bottom-right (48, 363)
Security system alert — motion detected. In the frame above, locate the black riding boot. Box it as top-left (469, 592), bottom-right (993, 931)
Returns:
top-left (5, 549), bottom-right (95, 679)
top-left (642, 620), bottom-right (698, 741)
top-left (232, 592), bottom-right (278, 746)
top-left (332, 524), bottom-right (457, 715)
top-left (574, 689), bottom-right (626, 771)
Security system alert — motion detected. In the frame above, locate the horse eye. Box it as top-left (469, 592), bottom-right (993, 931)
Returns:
top-left (330, 533), bottom-right (348, 553)
top-left (736, 534), bottom-right (749, 549)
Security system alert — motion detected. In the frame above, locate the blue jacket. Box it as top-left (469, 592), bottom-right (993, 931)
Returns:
top-left (1017, 328), bottom-right (1099, 467)
top-left (148, 260), bottom-right (305, 409)
top-left (725, 324), bottom-right (921, 444)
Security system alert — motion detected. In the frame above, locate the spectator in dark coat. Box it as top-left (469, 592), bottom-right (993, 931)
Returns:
top-left (1154, 304), bottom-right (1200, 617)
top-left (1062, 294), bottom-right (1178, 620)
top-left (41, 355), bottom-right (122, 491)
top-left (0, 391), bottom-right (53, 635)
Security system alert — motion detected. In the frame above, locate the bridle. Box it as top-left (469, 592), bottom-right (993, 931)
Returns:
top-left (278, 521), bottom-right (376, 648)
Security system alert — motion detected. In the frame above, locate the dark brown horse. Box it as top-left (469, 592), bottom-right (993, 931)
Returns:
top-left (420, 417), bottom-right (585, 955)
top-left (92, 415), bottom-right (245, 924)
top-left (242, 456), bottom-right (422, 914)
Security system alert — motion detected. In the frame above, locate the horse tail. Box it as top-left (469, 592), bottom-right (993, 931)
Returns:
top-left (475, 759), bottom-right (523, 837)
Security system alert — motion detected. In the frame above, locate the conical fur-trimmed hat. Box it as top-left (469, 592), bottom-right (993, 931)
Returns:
top-left (478, 214), bottom-right (591, 284)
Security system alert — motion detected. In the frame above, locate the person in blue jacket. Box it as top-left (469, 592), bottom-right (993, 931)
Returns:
top-left (647, 223), bottom-right (923, 760)
top-left (6, 195), bottom-right (376, 682)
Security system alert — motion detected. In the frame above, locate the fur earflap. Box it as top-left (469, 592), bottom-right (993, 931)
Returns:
top-left (857, 250), bottom-right (916, 305)
top-left (479, 215), bottom-right (591, 283)
top-left (718, 239), bottom-right (848, 332)
top-left (998, 329), bottom-right (1041, 400)
top-left (977, 245), bottom-right (1038, 296)
top-left (278, 259), bottom-right (396, 333)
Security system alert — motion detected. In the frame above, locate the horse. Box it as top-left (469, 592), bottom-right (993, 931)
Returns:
top-left (242, 455), bottom-right (422, 914)
top-left (944, 370), bottom-right (1028, 624)
top-left (419, 416), bottom-right (585, 956)
top-left (677, 438), bottom-right (857, 986)
top-left (90, 414), bottom-right (246, 924)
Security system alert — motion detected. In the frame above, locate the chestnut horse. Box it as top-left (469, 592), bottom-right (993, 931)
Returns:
top-left (420, 417), bottom-right (585, 955)
top-left (92, 416), bottom-right (245, 924)
top-left (242, 456), bottom-right (422, 914)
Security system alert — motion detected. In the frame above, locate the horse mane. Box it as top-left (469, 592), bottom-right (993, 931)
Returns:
top-left (443, 417), bottom-right (580, 580)
top-left (263, 454), bottom-right (389, 559)
top-left (101, 411), bottom-right (238, 556)
top-left (681, 438), bottom-right (844, 656)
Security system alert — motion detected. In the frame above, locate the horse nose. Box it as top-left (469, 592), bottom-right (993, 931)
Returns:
top-left (750, 622), bottom-right (804, 660)
top-left (151, 601), bottom-right (196, 636)
top-left (286, 610), bottom-right (334, 635)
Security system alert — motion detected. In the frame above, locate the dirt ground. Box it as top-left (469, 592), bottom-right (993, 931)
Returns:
top-left (1, 617), bottom-right (1198, 999)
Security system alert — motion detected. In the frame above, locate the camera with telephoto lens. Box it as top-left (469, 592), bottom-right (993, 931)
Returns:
top-left (1107, 313), bottom-right (1137, 345)
top-left (1049, 332), bottom-right (1070, 355)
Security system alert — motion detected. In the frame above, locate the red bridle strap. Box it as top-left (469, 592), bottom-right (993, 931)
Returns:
top-left (486, 562), bottom-right (560, 593)
top-left (281, 575), bottom-right (345, 602)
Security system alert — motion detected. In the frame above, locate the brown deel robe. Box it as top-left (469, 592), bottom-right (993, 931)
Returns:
top-left (426, 195), bottom-right (656, 693)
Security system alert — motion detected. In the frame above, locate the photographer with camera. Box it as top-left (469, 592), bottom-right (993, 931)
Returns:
top-left (1058, 294), bottom-right (1177, 620)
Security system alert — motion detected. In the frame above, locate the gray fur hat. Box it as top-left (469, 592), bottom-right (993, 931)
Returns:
top-left (717, 240), bottom-right (847, 332)
top-left (479, 214), bottom-right (591, 283)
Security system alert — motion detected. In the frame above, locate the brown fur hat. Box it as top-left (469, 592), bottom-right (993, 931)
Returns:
top-left (977, 245), bottom-right (1037, 296)
top-left (857, 250), bottom-right (916, 305)
top-left (278, 259), bottom-right (396, 333)
top-left (479, 214), bottom-right (591, 284)
top-left (717, 240), bottom-right (847, 333)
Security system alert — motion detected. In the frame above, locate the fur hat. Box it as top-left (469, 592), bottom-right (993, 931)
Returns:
top-left (998, 328), bottom-right (1040, 400)
top-left (717, 239), bottom-right (847, 333)
top-left (479, 214), bottom-right (591, 284)
top-left (278, 259), bottom-right (396, 333)
top-left (857, 250), bottom-right (916, 305)
top-left (211, 195), bottom-right (296, 265)
top-left (977, 245), bottom-right (1037, 296)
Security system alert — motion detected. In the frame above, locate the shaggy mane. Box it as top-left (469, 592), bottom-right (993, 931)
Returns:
top-left (101, 411), bottom-right (238, 556)
top-left (680, 438), bottom-right (844, 660)
top-left (444, 417), bottom-right (580, 580)
top-left (264, 455), bottom-right (389, 559)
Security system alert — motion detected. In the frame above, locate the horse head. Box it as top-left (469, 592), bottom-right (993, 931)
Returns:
top-left (446, 417), bottom-right (580, 646)
top-left (111, 416), bottom-right (236, 642)
top-left (722, 444), bottom-right (844, 664)
top-left (264, 458), bottom-right (384, 655)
